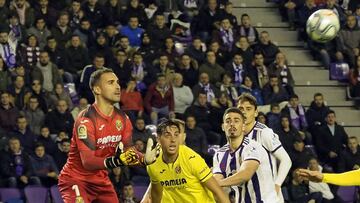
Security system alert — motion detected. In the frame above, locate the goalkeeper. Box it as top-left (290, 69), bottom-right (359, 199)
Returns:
top-left (58, 68), bottom-right (160, 203)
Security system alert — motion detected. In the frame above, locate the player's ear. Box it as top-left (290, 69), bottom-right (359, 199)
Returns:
top-left (221, 123), bottom-right (225, 132)
top-left (93, 86), bottom-right (101, 95)
top-left (254, 108), bottom-right (259, 118)
top-left (182, 133), bottom-right (186, 144)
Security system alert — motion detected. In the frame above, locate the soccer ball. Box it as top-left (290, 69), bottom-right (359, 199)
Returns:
top-left (306, 9), bottom-right (340, 43)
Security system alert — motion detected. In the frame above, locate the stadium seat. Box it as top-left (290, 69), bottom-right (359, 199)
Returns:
top-left (336, 186), bottom-right (358, 203)
top-left (50, 185), bottom-right (64, 203)
top-left (133, 186), bottom-right (148, 200)
top-left (24, 186), bottom-right (48, 203)
top-left (0, 188), bottom-right (22, 203)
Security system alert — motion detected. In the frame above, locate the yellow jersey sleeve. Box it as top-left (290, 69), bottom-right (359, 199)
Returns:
top-left (323, 169), bottom-right (360, 186)
top-left (146, 161), bottom-right (159, 184)
top-left (187, 148), bottom-right (212, 183)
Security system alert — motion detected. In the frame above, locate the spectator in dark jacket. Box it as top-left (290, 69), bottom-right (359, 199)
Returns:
top-left (131, 117), bottom-right (155, 144)
top-left (81, 0), bottom-right (107, 29)
top-left (315, 110), bottom-right (348, 172)
top-left (253, 31), bottom-right (280, 66)
top-left (30, 143), bottom-right (59, 187)
top-left (305, 93), bottom-right (330, 139)
top-left (111, 50), bottom-right (132, 88)
top-left (24, 96), bottom-right (45, 135)
top-left (185, 37), bottom-right (206, 65)
top-left (185, 115), bottom-right (208, 157)
top-left (36, 126), bottom-right (58, 156)
top-left (65, 35), bottom-right (90, 77)
top-left (0, 91), bottom-right (20, 132)
top-left (53, 138), bottom-right (70, 170)
top-left (9, 116), bottom-right (37, 154)
top-left (262, 74), bottom-right (289, 105)
top-left (43, 36), bottom-right (68, 70)
top-left (175, 53), bottom-right (199, 88)
top-left (147, 13), bottom-right (171, 49)
top-left (290, 138), bottom-right (316, 170)
top-left (199, 51), bottom-right (225, 85)
top-left (275, 115), bottom-right (303, 153)
top-left (89, 33), bottom-right (114, 67)
top-left (266, 103), bottom-right (282, 129)
top-left (338, 136), bottom-right (360, 172)
top-left (7, 75), bottom-right (29, 110)
top-left (50, 12), bottom-right (72, 49)
top-left (1, 137), bottom-right (40, 188)
top-left (45, 99), bottom-right (74, 135)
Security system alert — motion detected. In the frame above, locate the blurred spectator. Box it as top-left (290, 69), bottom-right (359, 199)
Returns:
top-left (9, 0), bottom-right (34, 28)
top-left (266, 103), bottom-right (281, 129)
top-left (49, 83), bottom-right (73, 111)
top-left (55, 131), bottom-right (69, 149)
top-left (65, 34), bottom-right (90, 80)
top-left (290, 169), bottom-right (323, 203)
top-left (324, 0), bottom-right (346, 26)
top-left (219, 72), bottom-right (238, 105)
top-left (27, 17), bottom-right (51, 49)
top-left (193, 0), bottom-right (221, 42)
top-left (45, 99), bottom-right (74, 135)
top-left (275, 115), bottom-right (302, 153)
top-left (137, 32), bottom-right (157, 65)
top-left (238, 14), bottom-right (259, 45)
top-left (262, 74), bottom-right (289, 104)
top-left (53, 138), bottom-right (70, 170)
top-left (7, 75), bottom-right (29, 110)
top-left (298, 0), bottom-right (319, 41)
top-left (147, 54), bottom-right (175, 85)
top-left (13, 64), bottom-right (31, 86)
top-left (253, 31), bottom-right (280, 66)
top-left (32, 51), bottom-right (63, 93)
top-left (256, 112), bottom-right (267, 125)
top-left (185, 115), bottom-right (208, 156)
top-left (81, 0), bottom-right (107, 30)
top-left (0, 0), bottom-right (10, 24)
top-left (43, 36), bottom-right (68, 70)
top-left (34, 0), bottom-right (58, 29)
top-left (121, 181), bottom-right (139, 203)
top-left (111, 49), bottom-right (132, 87)
top-left (79, 54), bottom-right (106, 103)
top-left (28, 79), bottom-right (50, 112)
top-left (268, 52), bottom-right (295, 95)
top-left (122, 0), bottom-right (148, 28)
top-left (0, 91), bottom-right (20, 132)
top-left (24, 96), bottom-right (45, 135)
top-left (172, 73), bottom-right (193, 120)
top-left (212, 18), bottom-right (237, 52)
top-left (50, 11), bottom-right (72, 49)
top-left (73, 18), bottom-right (96, 48)
top-left (249, 52), bottom-right (269, 89)
top-left (231, 36), bottom-right (254, 68)
top-left (130, 52), bottom-right (148, 93)
top-left (178, 0), bottom-right (204, 19)
top-left (208, 40), bottom-right (228, 67)
top-left (281, 94), bottom-right (308, 135)
top-left (338, 14), bottom-right (360, 68)
top-left (36, 126), bottom-right (57, 156)
top-left (279, 0), bottom-right (303, 30)
top-left (121, 16), bottom-right (144, 48)
top-left (307, 158), bottom-right (334, 202)
top-left (89, 32), bottom-right (115, 67)
top-left (1, 137), bottom-right (40, 188)
top-left (120, 78), bottom-right (144, 123)
top-left (192, 72), bottom-right (220, 103)
top-left (219, 2), bottom-right (237, 27)
top-left (306, 92), bottom-right (330, 136)
top-left (9, 115), bottom-right (37, 154)
top-left (134, 138), bottom-right (145, 153)
top-left (148, 13), bottom-right (171, 49)
top-left (68, 0), bottom-right (84, 29)
top-left (199, 50), bottom-right (225, 85)
top-left (0, 25), bottom-right (18, 70)
top-left (30, 143), bottom-right (59, 187)
top-left (338, 136), bottom-right (360, 172)
top-left (210, 91), bottom-right (232, 136)
top-left (290, 138), bottom-right (316, 169)
top-left (239, 75), bottom-right (264, 105)
top-left (8, 12), bottom-right (27, 43)
top-left (161, 37), bottom-right (180, 64)
top-left (315, 110), bottom-right (348, 171)
top-left (18, 35), bottom-right (40, 67)
top-left (175, 53), bottom-right (199, 88)
top-left (144, 73), bottom-right (175, 124)
top-left (71, 97), bottom-right (89, 119)
top-left (115, 36), bottom-right (137, 58)
top-left (0, 56), bottom-right (11, 92)
top-left (131, 117), bottom-right (155, 144)
top-left (308, 36), bottom-right (342, 69)
top-left (103, 0), bottom-right (124, 26)
top-left (109, 167), bottom-right (130, 198)
top-left (185, 37), bottom-right (206, 65)
top-left (349, 55), bottom-right (360, 97)
top-left (224, 53), bottom-right (248, 87)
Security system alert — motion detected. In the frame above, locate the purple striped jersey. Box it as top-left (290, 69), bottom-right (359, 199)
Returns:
top-left (213, 136), bottom-right (279, 203)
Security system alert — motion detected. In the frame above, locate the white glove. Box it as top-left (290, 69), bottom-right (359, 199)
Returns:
top-left (144, 138), bottom-right (160, 165)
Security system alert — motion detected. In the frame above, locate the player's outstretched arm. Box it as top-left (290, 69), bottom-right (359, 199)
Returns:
top-left (298, 168), bottom-right (360, 186)
top-left (203, 176), bottom-right (230, 203)
top-left (150, 182), bottom-right (163, 203)
top-left (219, 160), bottom-right (259, 187)
top-left (272, 147), bottom-right (292, 192)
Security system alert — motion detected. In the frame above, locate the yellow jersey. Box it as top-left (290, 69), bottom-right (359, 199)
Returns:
top-left (323, 169), bottom-right (360, 186)
top-left (147, 145), bottom-right (215, 203)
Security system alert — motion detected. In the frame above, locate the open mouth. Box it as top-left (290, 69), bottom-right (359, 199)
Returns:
top-left (169, 145), bottom-right (177, 151)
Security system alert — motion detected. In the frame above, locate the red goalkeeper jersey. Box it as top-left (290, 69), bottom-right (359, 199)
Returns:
top-left (60, 104), bottom-right (133, 185)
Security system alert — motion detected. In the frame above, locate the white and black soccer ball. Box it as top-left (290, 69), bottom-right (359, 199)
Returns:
top-left (306, 9), bottom-right (340, 43)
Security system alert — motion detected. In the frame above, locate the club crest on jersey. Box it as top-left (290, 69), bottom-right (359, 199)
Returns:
top-left (116, 120), bottom-right (122, 131)
top-left (175, 165), bottom-right (181, 174)
top-left (78, 124), bottom-right (87, 139)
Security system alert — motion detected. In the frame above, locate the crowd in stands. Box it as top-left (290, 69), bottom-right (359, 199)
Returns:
top-left (0, 0), bottom-right (359, 202)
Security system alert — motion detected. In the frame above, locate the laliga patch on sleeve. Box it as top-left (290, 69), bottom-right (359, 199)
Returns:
top-left (78, 124), bottom-right (87, 139)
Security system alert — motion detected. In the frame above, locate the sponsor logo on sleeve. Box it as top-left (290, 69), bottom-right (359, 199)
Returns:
top-left (78, 125), bottom-right (87, 139)
top-left (116, 120), bottom-right (122, 131)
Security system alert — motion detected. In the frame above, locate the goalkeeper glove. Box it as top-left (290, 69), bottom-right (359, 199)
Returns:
top-left (104, 142), bottom-right (144, 169)
top-left (144, 138), bottom-right (161, 165)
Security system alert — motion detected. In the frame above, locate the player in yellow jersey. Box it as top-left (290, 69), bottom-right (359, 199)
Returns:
top-left (147, 119), bottom-right (230, 203)
top-left (297, 168), bottom-right (360, 186)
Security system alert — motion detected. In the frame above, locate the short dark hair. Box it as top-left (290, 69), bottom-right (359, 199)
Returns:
top-left (270, 103), bottom-right (279, 110)
top-left (61, 138), bottom-right (71, 144)
top-left (313, 92), bottom-right (323, 98)
top-left (327, 110), bottom-right (336, 116)
top-left (290, 94), bottom-right (299, 99)
top-left (156, 119), bottom-right (180, 136)
top-left (89, 68), bottom-right (114, 91)
top-left (35, 142), bottom-right (45, 149)
top-left (223, 107), bottom-right (246, 121)
top-left (237, 93), bottom-right (258, 109)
